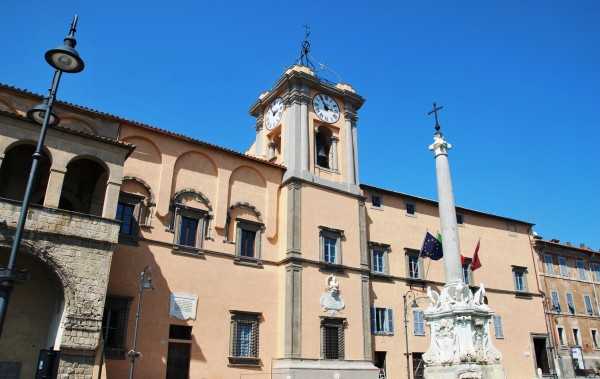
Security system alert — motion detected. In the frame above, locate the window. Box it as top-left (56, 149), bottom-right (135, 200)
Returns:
top-left (566, 293), bottom-right (576, 314)
top-left (166, 325), bottom-right (192, 379)
top-left (512, 267), bottom-right (528, 292)
top-left (179, 215), bottom-right (198, 247)
top-left (573, 328), bottom-right (581, 346)
top-left (544, 255), bottom-right (554, 274)
top-left (173, 207), bottom-right (208, 249)
top-left (116, 192), bottom-right (145, 241)
top-left (407, 251), bottom-right (422, 279)
top-left (235, 220), bottom-right (263, 261)
top-left (315, 127), bottom-right (335, 169)
top-left (413, 310), bottom-right (425, 336)
top-left (229, 311), bottom-right (260, 365)
top-left (462, 259), bottom-right (472, 285)
top-left (493, 315), bottom-right (504, 339)
top-left (456, 213), bottom-right (464, 225)
top-left (592, 329), bottom-right (599, 349)
top-left (371, 194), bottom-right (382, 208)
top-left (551, 291), bottom-right (561, 313)
top-left (592, 263), bottom-right (600, 282)
top-left (584, 295), bottom-right (594, 316)
top-left (412, 352), bottom-right (425, 379)
top-left (370, 243), bottom-right (390, 275)
top-left (557, 326), bottom-right (566, 346)
top-left (321, 318), bottom-right (345, 360)
top-left (577, 260), bottom-right (588, 280)
top-left (371, 307), bottom-right (394, 335)
top-left (320, 227), bottom-right (343, 265)
top-left (102, 296), bottom-right (131, 359)
top-left (406, 202), bottom-right (416, 215)
top-left (558, 256), bottom-right (569, 277)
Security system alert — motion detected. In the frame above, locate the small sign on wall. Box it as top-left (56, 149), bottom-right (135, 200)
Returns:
top-left (169, 293), bottom-right (198, 320)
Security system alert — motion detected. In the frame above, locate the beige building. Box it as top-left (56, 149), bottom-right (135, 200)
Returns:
top-left (0, 64), bottom-right (552, 379)
top-left (533, 237), bottom-right (600, 377)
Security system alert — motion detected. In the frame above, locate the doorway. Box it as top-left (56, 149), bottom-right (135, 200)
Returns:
top-left (374, 351), bottom-right (386, 378)
top-left (532, 335), bottom-right (552, 375)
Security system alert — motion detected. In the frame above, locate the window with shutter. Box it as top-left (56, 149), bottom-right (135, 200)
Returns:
top-left (512, 266), bottom-right (528, 292)
top-left (372, 308), bottom-right (393, 335)
top-left (229, 311), bottom-right (260, 365)
top-left (493, 315), bottom-right (504, 339)
top-left (577, 260), bottom-right (588, 280)
top-left (235, 220), bottom-right (264, 263)
top-left (544, 254), bottom-right (554, 274)
top-left (413, 310), bottom-right (425, 336)
top-left (551, 291), bottom-right (561, 313)
top-left (558, 257), bottom-right (569, 277)
top-left (319, 227), bottom-right (344, 265)
top-left (566, 293), bottom-right (576, 315)
top-left (584, 295), bottom-right (594, 316)
top-left (592, 263), bottom-right (600, 282)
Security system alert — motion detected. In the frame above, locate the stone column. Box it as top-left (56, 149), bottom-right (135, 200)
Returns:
top-left (429, 132), bottom-right (462, 285)
top-left (255, 115), bottom-right (265, 158)
top-left (43, 168), bottom-right (66, 208)
top-left (300, 92), bottom-right (309, 173)
top-left (102, 180), bottom-right (121, 219)
top-left (330, 136), bottom-right (339, 171)
top-left (284, 262), bottom-right (302, 358)
top-left (344, 106), bottom-right (357, 185)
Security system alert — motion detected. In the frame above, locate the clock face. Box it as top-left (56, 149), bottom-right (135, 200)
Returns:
top-left (265, 97), bottom-right (284, 130)
top-left (313, 93), bottom-right (340, 124)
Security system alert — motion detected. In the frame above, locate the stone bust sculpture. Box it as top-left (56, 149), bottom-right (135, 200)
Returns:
top-left (320, 274), bottom-right (345, 315)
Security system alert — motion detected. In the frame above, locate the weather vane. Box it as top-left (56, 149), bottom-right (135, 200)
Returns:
top-left (297, 25), bottom-right (315, 69)
top-left (428, 102), bottom-right (444, 132)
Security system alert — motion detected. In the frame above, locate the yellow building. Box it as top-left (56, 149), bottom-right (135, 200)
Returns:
top-left (0, 63), bottom-right (552, 378)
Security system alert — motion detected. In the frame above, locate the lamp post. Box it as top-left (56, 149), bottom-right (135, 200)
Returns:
top-left (403, 290), bottom-right (428, 379)
top-left (0, 15), bottom-right (85, 338)
top-left (128, 266), bottom-right (154, 379)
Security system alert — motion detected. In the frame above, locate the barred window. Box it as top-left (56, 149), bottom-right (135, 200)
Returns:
top-left (102, 296), bottom-right (131, 359)
top-left (321, 318), bottom-right (345, 360)
top-left (229, 311), bottom-right (260, 365)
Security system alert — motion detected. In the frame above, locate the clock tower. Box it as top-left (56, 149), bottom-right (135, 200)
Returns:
top-left (248, 64), bottom-right (365, 195)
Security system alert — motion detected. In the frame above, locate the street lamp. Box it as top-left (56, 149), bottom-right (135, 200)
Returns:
top-left (0, 15), bottom-right (85, 338)
top-left (128, 266), bottom-right (154, 379)
top-left (403, 290), bottom-right (429, 379)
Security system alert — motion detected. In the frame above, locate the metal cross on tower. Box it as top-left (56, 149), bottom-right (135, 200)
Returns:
top-left (297, 24), bottom-right (315, 69)
top-left (427, 102), bottom-right (444, 131)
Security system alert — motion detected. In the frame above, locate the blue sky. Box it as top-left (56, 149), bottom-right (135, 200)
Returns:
top-left (2, 1), bottom-right (599, 248)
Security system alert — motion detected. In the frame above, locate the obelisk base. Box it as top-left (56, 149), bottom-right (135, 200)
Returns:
top-left (423, 283), bottom-right (506, 379)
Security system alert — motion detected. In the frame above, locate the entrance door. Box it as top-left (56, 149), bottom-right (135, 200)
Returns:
top-left (374, 351), bottom-right (386, 378)
top-left (533, 336), bottom-right (551, 375)
top-left (412, 352), bottom-right (425, 379)
top-left (166, 342), bottom-right (191, 379)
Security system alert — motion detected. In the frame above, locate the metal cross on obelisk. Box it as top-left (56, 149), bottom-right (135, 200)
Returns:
top-left (423, 102), bottom-right (505, 378)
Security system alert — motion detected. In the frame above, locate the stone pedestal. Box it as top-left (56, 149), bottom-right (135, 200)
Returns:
top-left (272, 358), bottom-right (379, 379)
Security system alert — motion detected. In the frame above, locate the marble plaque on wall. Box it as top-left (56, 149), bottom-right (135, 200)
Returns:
top-left (169, 292), bottom-right (198, 320)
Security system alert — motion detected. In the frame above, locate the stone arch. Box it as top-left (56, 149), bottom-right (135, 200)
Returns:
top-left (58, 116), bottom-right (97, 135)
top-left (225, 201), bottom-right (263, 239)
top-left (59, 155), bottom-right (109, 216)
top-left (0, 141), bottom-right (52, 204)
top-left (172, 188), bottom-right (213, 212)
top-left (122, 176), bottom-right (155, 205)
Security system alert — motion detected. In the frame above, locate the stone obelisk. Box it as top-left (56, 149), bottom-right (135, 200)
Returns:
top-left (423, 104), bottom-right (505, 379)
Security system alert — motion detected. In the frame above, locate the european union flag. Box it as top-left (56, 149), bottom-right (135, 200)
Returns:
top-left (420, 232), bottom-right (443, 260)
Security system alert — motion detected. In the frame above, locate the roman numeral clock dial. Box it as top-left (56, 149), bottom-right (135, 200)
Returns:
top-left (313, 93), bottom-right (340, 124)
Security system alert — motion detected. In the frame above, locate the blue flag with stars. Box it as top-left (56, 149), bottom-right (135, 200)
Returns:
top-left (420, 232), bottom-right (443, 260)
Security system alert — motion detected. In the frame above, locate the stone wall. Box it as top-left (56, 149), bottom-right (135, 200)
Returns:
top-left (0, 198), bottom-right (119, 378)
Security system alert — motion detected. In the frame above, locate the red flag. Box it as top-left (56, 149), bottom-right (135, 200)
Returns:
top-left (471, 239), bottom-right (482, 271)
top-left (460, 254), bottom-right (466, 266)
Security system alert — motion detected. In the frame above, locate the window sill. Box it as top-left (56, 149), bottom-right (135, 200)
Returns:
top-left (373, 331), bottom-right (394, 336)
top-left (316, 166), bottom-right (340, 174)
top-left (371, 272), bottom-right (393, 281)
top-left (413, 333), bottom-right (426, 337)
top-left (407, 276), bottom-right (427, 285)
top-left (172, 244), bottom-right (205, 258)
top-left (228, 357), bottom-right (261, 367)
top-left (515, 291), bottom-right (534, 298)
top-left (234, 256), bottom-right (263, 268)
top-left (405, 213), bottom-right (417, 218)
top-left (319, 262), bottom-right (345, 273)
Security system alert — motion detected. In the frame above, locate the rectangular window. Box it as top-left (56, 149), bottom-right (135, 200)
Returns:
top-left (406, 202), bottom-right (416, 215)
top-left (229, 311), bottom-right (260, 365)
top-left (178, 215), bottom-right (198, 247)
top-left (407, 252), bottom-right (422, 279)
top-left (592, 263), bottom-right (600, 282)
top-left (413, 310), bottom-right (425, 336)
top-left (584, 295), bottom-right (594, 316)
top-left (235, 220), bottom-right (263, 261)
top-left (102, 296), bottom-right (131, 359)
top-left (573, 328), bottom-right (581, 346)
top-left (592, 329), bottom-right (599, 349)
top-left (512, 267), bottom-right (528, 292)
top-left (566, 293), bottom-right (576, 315)
top-left (321, 318), bottom-right (345, 360)
top-left (577, 260), bottom-right (588, 280)
top-left (456, 213), bottom-right (464, 225)
top-left (371, 307), bottom-right (394, 335)
top-left (559, 256), bottom-right (569, 277)
top-left (116, 192), bottom-right (145, 241)
top-left (493, 315), bottom-right (504, 339)
top-left (372, 249), bottom-right (385, 274)
top-left (551, 291), bottom-right (561, 313)
top-left (544, 255), bottom-right (554, 274)
top-left (166, 325), bottom-right (192, 379)
top-left (557, 326), bottom-right (566, 346)
top-left (371, 194), bottom-right (382, 208)
top-left (320, 227), bottom-right (342, 265)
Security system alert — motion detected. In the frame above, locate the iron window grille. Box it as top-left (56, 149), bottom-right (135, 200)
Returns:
top-left (102, 296), bottom-right (132, 359)
top-left (321, 318), bottom-right (345, 360)
top-left (229, 311), bottom-right (261, 366)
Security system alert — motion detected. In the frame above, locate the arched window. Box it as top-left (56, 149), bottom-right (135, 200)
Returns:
top-left (59, 158), bottom-right (108, 216)
top-left (170, 189), bottom-right (212, 250)
top-left (0, 143), bottom-right (51, 205)
top-left (116, 177), bottom-right (155, 242)
top-left (315, 127), bottom-right (332, 169)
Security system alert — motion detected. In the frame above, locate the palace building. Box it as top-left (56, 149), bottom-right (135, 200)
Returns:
top-left (0, 63), bottom-right (556, 378)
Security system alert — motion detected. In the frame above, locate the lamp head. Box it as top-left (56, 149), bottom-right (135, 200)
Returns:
top-left (141, 266), bottom-right (154, 290)
top-left (27, 98), bottom-right (60, 126)
top-left (45, 15), bottom-right (85, 73)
